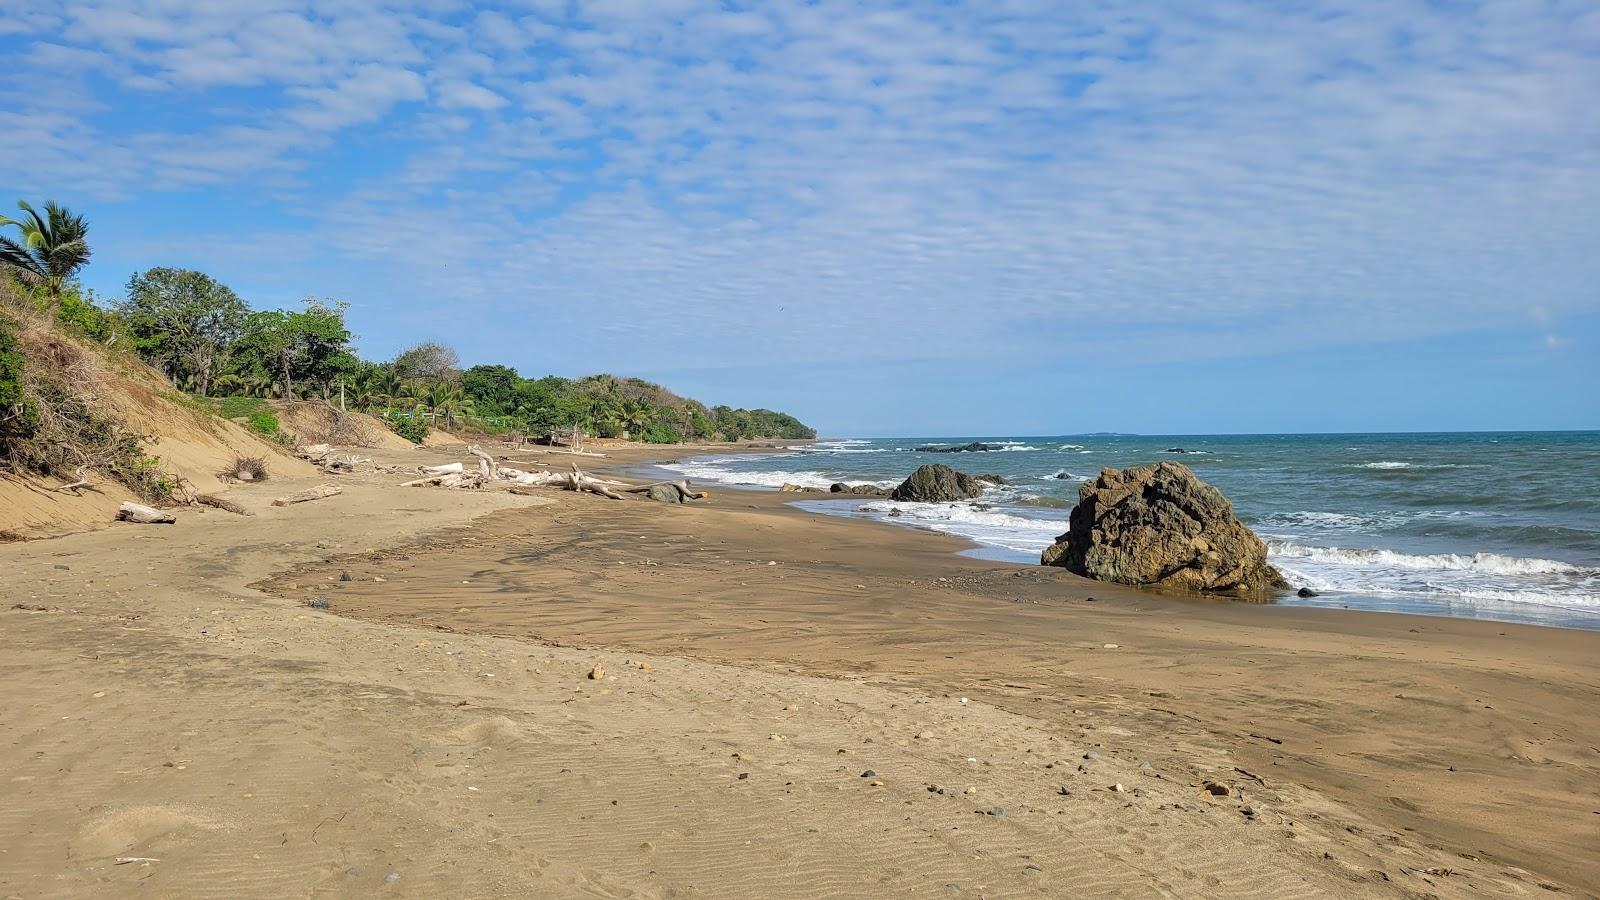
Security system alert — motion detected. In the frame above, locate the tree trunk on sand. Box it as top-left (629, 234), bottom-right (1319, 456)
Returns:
top-left (271, 484), bottom-right (342, 506)
top-left (196, 494), bottom-right (252, 516)
top-left (117, 502), bottom-right (175, 524)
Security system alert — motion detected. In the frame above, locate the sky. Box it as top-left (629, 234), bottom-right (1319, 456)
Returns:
top-left (2, 0), bottom-right (1597, 436)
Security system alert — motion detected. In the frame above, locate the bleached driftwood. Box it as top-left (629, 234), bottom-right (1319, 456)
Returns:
top-left (54, 466), bottom-right (95, 495)
top-left (320, 453), bottom-right (369, 474)
top-left (195, 494), bottom-right (253, 516)
top-left (297, 443), bottom-right (333, 460)
top-left (402, 472), bottom-right (483, 489)
top-left (468, 445), bottom-right (498, 480)
top-left (417, 462), bottom-right (464, 476)
top-left (271, 484), bottom-right (343, 506)
top-left (565, 463), bottom-right (625, 500)
top-left (117, 502), bottom-right (175, 524)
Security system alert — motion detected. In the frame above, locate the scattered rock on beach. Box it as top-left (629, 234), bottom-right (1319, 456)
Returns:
top-left (645, 484), bottom-right (684, 503)
top-left (1297, 587), bottom-right (1319, 597)
top-left (830, 482), bottom-right (889, 496)
top-left (778, 483), bottom-right (821, 493)
top-left (588, 662), bottom-right (605, 680)
top-left (1040, 461), bottom-right (1287, 598)
top-left (890, 465), bottom-right (987, 502)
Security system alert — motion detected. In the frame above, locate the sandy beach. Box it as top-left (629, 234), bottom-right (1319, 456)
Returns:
top-left (3, 442), bottom-right (1596, 898)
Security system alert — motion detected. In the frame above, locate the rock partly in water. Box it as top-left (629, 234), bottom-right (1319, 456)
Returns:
top-left (830, 482), bottom-right (889, 496)
top-left (778, 483), bottom-right (821, 493)
top-left (915, 442), bottom-right (1006, 453)
top-left (1296, 587), bottom-right (1319, 598)
top-left (889, 464), bottom-right (987, 502)
top-left (972, 474), bottom-right (1010, 486)
top-left (1040, 461), bottom-right (1287, 598)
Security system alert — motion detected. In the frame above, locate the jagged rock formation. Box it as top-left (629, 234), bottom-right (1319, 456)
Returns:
top-left (889, 464), bottom-right (987, 502)
top-left (1040, 461), bottom-right (1286, 598)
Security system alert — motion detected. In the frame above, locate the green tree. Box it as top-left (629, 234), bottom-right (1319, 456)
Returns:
top-left (461, 364), bottom-right (519, 414)
top-left (119, 268), bottom-right (249, 396)
top-left (226, 298), bottom-right (355, 400)
top-left (0, 201), bottom-right (91, 309)
top-left (391, 341), bottom-right (459, 383)
top-left (421, 380), bottom-right (473, 430)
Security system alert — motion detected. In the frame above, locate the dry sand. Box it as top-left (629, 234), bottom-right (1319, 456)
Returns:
top-left (3, 442), bottom-right (1596, 898)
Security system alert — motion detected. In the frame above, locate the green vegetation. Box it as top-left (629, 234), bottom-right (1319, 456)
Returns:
top-left (246, 411), bottom-right (281, 437)
top-left (0, 325), bottom-right (37, 440)
top-left (0, 201), bottom-right (91, 309)
top-left (0, 200), bottom-right (814, 455)
top-left (389, 413), bottom-right (429, 444)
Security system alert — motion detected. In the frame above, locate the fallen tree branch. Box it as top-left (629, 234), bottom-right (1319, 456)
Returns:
top-left (54, 465), bottom-right (95, 495)
top-left (196, 494), bottom-right (253, 516)
top-left (566, 463), bottom-right (625, 500)
top-left (271, 484), bottom-right (343, 506)
top-left (417, 462), bottom-right (464, 476)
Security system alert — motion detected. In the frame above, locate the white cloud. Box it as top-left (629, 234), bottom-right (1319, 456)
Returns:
top-left (2, 0), bottom-right (1597, 377)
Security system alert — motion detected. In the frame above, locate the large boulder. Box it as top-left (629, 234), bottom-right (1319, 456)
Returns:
top-left (890, 464), bottom-right (987, 502)
top-left (1040, 461), bottom-right (1287, 598)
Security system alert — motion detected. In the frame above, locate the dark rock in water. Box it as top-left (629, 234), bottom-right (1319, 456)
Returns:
top-left (972, 474), bottom-right (1010, 486)
top-left (1164, 448), bottom-right (1206, 454)
top-left (1040, 461), bottom-right (1288, 598)
top-left (915, 442), bottom-right (1005, 453)
top-left (830, 482), bottom-right (889, 496)
top-left (1296, 587), bottom-right (1319, 598)
top-left (890, 464), bottom-right (987, 502)
top-left (646, 484), bottom-right (684, 503)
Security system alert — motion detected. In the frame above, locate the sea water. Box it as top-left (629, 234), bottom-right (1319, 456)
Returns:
top-left (661, 432), bottom-right (1600, 628)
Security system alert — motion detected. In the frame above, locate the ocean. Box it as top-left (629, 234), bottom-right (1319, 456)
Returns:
top-left (661, 432), bottom-right (1600, 629)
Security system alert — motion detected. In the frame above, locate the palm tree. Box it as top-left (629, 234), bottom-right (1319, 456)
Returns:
top-left (424, 380), bottom-right (473, 431)
top-left (619, 398), bottom-right (652, 440)
top-left (0, 201), bottom-right (91, 309)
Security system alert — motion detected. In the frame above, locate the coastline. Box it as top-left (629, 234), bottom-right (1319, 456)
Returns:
top-left (3, 441), bottom-right (1596, 896)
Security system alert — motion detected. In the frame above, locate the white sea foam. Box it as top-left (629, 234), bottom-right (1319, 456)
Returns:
top-left (661, 457), bottom-right (896, 491)
top-left (1358, 461), bottom-right (1413, 469)
top-left (852, 500), bottom-right (1065, 553)
top-left (1268, 543), bottom-right (1591, 576)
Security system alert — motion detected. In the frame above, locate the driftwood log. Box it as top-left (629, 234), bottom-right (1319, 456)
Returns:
top-left (417, 462), bottom-right (464, 476)
top-left (564, 463), bottom-right (625, 500)
top-left (468, 445), bottom-right (498, 480)
top-left (117, 502), bottom-right (175, 524)
top-left (271, 484), bottom-right (343, 506)
top-left (196, 494), bottom-right (253, 516)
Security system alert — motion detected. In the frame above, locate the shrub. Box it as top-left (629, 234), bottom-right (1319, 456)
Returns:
top-left (641, 422), bottom-right (683, 444)
top-left (219, 455), bottom-right (269, 482)
top-left (0, 326), bottom-right (38, 439)
top-left (246, 410), bottom-right (280, 436)
top-left (390, 414), bottom-right (429, 444)
top-left (219, 396), bottom-right (266, 418)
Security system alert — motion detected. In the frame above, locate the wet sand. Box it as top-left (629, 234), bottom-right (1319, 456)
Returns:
top-left (3, 442), bottom-right (1597, 897)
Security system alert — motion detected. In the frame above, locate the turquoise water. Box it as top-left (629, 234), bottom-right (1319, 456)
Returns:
top-left (662, 432), bottom-right (1600, 629)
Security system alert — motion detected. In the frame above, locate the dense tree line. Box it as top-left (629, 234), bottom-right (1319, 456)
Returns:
top-left (0, 201), bottom-right (815, 444)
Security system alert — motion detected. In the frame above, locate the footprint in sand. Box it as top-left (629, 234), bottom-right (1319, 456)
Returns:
top-left (77, 804), bottom-right (229, 858)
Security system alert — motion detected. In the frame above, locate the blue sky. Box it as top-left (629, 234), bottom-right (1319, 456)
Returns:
top-left (2, 0), bottom-right (1597, 436)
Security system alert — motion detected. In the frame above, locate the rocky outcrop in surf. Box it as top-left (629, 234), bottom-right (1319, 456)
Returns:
top-left (915, 442), bottom-right (1006, 453)
top-left (889, 464), bottom-right (988, 502)
top-left (1040, 461), bottom-right (1286, 598)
